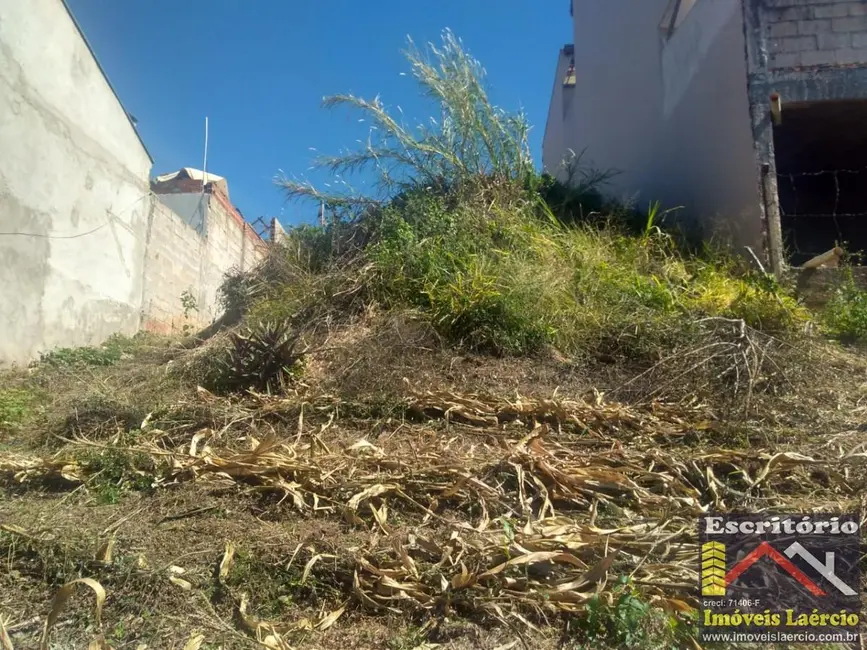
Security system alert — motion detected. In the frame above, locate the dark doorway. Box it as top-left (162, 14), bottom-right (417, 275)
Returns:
top-left (772, 99), bottom-right (867, 266)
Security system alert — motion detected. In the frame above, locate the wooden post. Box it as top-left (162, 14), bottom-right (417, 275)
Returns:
top-left (760, 162), bottom-right (784, 278)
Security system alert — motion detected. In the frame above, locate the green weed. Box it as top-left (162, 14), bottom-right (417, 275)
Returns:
top-left (79, 447), bottom-right (154, 505)
top-left (180, 289), bottom-right (199, 318)
top-left (236, 30), bottom-right (809, 367)
top-left (225, 549), bottom-right (342, 619)
top-left (822, 273), bottom-right (867, 341)
top-left (39, 333), bottom-right (144, 368)
top-left (565, 576), bottom-right (694, 649)
top-left (0, 387), bottom-right (39, 431)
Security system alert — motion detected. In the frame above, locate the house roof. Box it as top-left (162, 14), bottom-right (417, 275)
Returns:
top-left (154, 168), bottom-right (225, 184)
top-left (59, 0), bottom-right (154, 164)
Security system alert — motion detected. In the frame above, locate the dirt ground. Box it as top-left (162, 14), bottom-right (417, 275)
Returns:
top-left (2, 325), bottom-right (866, 649)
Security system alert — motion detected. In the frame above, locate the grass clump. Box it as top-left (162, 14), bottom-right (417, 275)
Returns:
top-left (0, 387), bottom-right (40, 431)
top-left (822, 273), bottom-right (867, 341)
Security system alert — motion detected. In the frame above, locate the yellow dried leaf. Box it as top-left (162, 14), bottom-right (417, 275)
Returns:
top-left (347, 483), bottom-right (396, 510)
top-left (94, 537), bottom-right (115, 565)
top-left (189, 430), bottom-right (210, 457)
top-left (196, 386), bottom-right (216, 402)
top-left (450, 562), bottom-right (476, 590)
top-left (87, 637), bottom-right (113, 650)
top-left (301, 553), bottom-right (334, 585)
top-left (315, 603), bottom-right (346, 630)
top-left (343, 508), bottom-right (364, 526)
top-left (219, 541), bottom-right (236, 581)
top-left (480, 551), bottom-right (586, 578)
top-left (0, 523), bottom-right (39, 542)
top-left (182, 633), bottom-right (205, 650)
top-left (0, 616), bottom-right (14, 650)
top-left (347, 439), bottom-right (383, 456)
top-left (168, 575), bottom-right (192, 590)
top-left (391, 538), bottom-right (418, 579)
top-left (39, 578), bottom-right (106, 650)
top-left (658, 597), bottom-right (695, 614)
top-left (370, 502), bottom-right (391, 535)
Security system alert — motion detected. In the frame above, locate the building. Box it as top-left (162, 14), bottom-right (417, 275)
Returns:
top-left (0, 0), bottom-right (266, 364)
top-left (143, 168), bottom-right (267, 333)
top-left (544, 0), bottom-right (867, 272)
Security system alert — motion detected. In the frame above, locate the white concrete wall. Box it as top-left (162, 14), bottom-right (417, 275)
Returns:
top-left (542, 47), bottom-right (574, 178)
top-left (663, 0), bottom-right (762, 247)
top-left (568, 0), bottom-right (672, 207)
top-left (0, 0), bottom-right (267, 364)
top-left (561, 0), bottom-right (762, 248)
top-left (0, 0), bottom-right (153, 364)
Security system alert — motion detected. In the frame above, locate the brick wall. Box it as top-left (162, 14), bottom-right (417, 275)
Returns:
top-left (765, 0), bottom-right (867, 69)
top-left (141, 198), bottom-right (206, 333)
top-left (141, 192), bottom-right (267, 334)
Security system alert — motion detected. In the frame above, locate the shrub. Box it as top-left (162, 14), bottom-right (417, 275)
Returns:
top-left (278, 29), bottom-right (532, 207)
top-left (822, 274), bottom-right (867, 341)
top-left (202, 321), bottom-right (305, 394)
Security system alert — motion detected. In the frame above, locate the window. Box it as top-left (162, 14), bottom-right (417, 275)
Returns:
top-left (563, 60), bottom-right (576, 87)
top-left (660, 0), bottom-right (698, 40)
top-left (562, 44), bottom-right (576, 87)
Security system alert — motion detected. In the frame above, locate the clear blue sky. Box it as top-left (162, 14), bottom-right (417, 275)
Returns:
top-left (65, 1), bottom-right (571, 227)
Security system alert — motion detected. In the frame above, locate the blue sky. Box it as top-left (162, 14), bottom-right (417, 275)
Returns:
top-left (65, 1), bottom-right (571, 227)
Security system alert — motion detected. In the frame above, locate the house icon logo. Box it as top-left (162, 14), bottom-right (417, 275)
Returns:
top-left (701, 539), bottom-right (856, 597)
top-left (698, 513), bottom-right (861, 644)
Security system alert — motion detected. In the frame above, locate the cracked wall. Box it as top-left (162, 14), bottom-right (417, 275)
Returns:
top-left (0, 0), bottom-right (267, 365)
top-left (0, 0), bottom-right (154, 365)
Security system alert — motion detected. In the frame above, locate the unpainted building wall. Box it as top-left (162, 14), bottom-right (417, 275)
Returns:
top-left (764, 0), bottom-right (867, 69)
top-left (0, 0), bottom-right (153, 365)
top-left (141, 198), bottom-right (207, 333)
top-left (203, 189), bottom-right (265, 321)
top-left (742, 0), bottom-right (867, 266)
top-left (0, 0), bottom-right (267, 363)
top-left (141, 192), bottom-right (267, 334)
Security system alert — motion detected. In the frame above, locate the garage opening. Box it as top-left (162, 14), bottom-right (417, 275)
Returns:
top-left (772, 99), bottom-right (867, 266)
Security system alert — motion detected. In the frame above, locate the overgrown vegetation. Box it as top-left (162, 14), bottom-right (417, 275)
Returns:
top-left (565, 577), bottom-right (693, 649)
top-left (3, 29), bottom-right (864, 650)
top-left (212, 30), bottom-right (812, 411)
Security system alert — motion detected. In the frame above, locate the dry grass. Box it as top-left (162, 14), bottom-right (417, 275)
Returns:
top-left (2, 331), bottom-right (866, 648)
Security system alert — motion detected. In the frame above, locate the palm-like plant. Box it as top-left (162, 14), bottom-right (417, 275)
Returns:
top-left (278, 29), bottom-right (533, 209)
